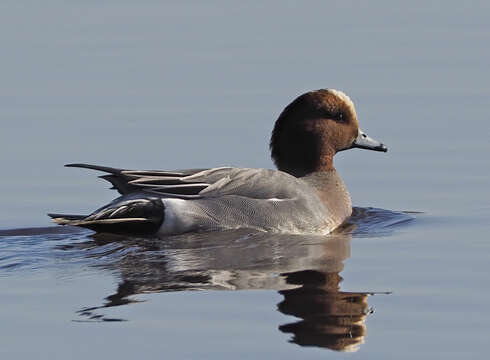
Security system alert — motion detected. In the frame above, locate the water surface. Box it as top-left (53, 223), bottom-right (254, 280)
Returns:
top-left (1, 1), bottom-right (490, 358)
top-left (1, 208), bottom-right (411, 354)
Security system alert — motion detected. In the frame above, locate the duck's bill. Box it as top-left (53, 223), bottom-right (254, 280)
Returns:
top-left (351, 129), bottom-right (388, 152)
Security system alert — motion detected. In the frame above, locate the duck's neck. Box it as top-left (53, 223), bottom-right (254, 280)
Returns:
top-left (301, 169), bottom-right (352, 226)
top-left (279, 152), bottom-right (335, 177)
top-left (316, 153), bottom-right (335, 172)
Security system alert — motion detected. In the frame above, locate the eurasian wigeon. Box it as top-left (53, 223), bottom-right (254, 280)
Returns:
top-left (49, 89), bottom-right (387, 235)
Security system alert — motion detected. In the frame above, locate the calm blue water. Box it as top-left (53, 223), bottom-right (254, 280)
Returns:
top-left (1, 1), bottom-right (490, 358)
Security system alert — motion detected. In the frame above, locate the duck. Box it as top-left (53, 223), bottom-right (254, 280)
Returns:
top-left (49, 89), bottom-right (387, 236)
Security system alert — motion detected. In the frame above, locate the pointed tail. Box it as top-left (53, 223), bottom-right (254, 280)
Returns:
top-left (48, 198), bottom-right (165, 235)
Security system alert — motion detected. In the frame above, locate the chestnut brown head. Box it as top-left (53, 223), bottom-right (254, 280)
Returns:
top-left (270, 89), bottom-right (386, 177)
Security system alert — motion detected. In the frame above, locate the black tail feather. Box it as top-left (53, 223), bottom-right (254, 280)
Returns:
top-left (68, 218), bottom-right (160, 235)
top-left (65, 163), bottom-right (124, 174)
top-left (48, 198), bottom-right (165, 235)
top-left (48, 213), bottom-right (87, 221)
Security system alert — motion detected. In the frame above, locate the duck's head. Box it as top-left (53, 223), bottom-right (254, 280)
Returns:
top-left (270, 89), bottom-right (387, 177)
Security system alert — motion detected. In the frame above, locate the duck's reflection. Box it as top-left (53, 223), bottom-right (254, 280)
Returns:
top-left (71, 227), bottom-right (380, 352)
top-left (278, 270), bottom-right (372, 352)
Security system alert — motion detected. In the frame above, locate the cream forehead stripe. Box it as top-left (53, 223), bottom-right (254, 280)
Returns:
top-left (327, 89), bottom-right (356, 115)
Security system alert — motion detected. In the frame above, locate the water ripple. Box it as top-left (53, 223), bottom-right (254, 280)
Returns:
top-left (0, 207), bottom-right (414, 275)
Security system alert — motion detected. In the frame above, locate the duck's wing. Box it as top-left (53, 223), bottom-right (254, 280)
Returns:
top-left (182, 167), bottom-right (303, 200)
top-left (64, 164), bottom-right (301, 201)
top-left (64, 163), bottom-right (213, 198)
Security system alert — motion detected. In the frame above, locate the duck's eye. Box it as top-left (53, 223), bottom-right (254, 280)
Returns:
top-left (322, 109), bottom-right (346, 122)
top-left (362, 133), bottom-right (367, 138)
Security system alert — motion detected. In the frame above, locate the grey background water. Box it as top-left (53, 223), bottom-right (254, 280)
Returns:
top-left (1, 1), bottom-right (489, 358)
